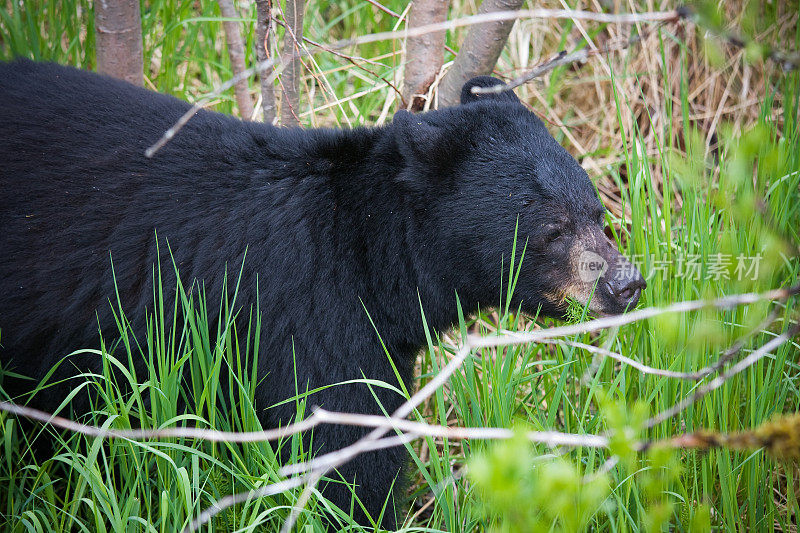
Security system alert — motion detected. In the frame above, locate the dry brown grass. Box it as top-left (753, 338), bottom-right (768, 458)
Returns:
top-left (483, 0), bottom-right (798, 222)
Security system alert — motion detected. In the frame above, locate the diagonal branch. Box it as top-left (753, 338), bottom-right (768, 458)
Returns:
top-left (437, 0), bottom-right (525, 108)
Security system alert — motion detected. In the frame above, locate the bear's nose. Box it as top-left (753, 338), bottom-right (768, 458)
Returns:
top-left (604, 272), bottom-right (646, 310)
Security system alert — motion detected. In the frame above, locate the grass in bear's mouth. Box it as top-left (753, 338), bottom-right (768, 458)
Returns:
top-left (2, 0), bottom-right (800, 532)
top-left (563, 297), bottom-right (596, 323)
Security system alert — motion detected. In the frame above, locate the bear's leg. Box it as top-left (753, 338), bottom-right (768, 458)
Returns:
top-left (298, 383), bottom-right (410, 531)
top-left (314, 422), bottom-right (407, 530)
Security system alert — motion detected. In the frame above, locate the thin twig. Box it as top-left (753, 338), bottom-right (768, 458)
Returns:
top-left (557, 338), bottom-right (714, 379)
top-left (468, 283), bottom-right (799, 351)
top-left (278, 472), bottom-right (320, 533)
top-left (0, 400), bottom-right (319, 442)
top-left (0, 400), bottom-right (610, 447)
top-left (145, 57), bottom-right (280, 157)
top-left (184, 434), bottom-right (419, 533)
top-left (187, 475), bottom-right (308, 531)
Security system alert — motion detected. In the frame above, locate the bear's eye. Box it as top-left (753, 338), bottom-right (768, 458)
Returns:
top-left (543, 224), bottom-right (564, 243)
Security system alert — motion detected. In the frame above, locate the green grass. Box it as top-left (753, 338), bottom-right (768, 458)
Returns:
top-left (1, 0), bottom-right (799, 531)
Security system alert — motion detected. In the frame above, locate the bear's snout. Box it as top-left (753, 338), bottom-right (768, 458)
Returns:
top-left (601, 256), bottom-right (646, 312)
top-left (566, 228), bottom-right (646, 315)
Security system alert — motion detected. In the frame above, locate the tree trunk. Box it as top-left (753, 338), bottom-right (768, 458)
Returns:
top-left (402, 0), bottom-right (450, 112)
top-left (95, 0), bottom-right (144, 86)
top-left (218, 0), bottom-right (255, 120)
top-left (256, 0), bottom-right (277, 123)
top-left (280, 0), bottom-right (306, 126)
top-left (437, 0), bottom-right (525, 107)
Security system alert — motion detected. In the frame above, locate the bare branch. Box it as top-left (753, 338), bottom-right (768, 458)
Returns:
top-left (5, 287), bottom-right (789, 441)
top-left (437, 0), bottom-right (526, 108)
top-left (145, 58), bottom-right (279, 157)
top-left (281, 0), bottom-right (306, 126)
top-left (402, 0), bottom-right (451, 111)
top-left (0, 399), bottom-right (609, 448)
top-left (274, 407), bottom-right (610, 531)
top-left (255, 0), bottom-right (277, 123)
top-left (311, 409), bottom-right (609, 447)
top-left (279, 474), bottom-right (321, 533)
top-left (196, 314), bottom-right (799, 531)
top-left (559, 339), bottom-right (721, 380)
top-left (266, 287), bottom-right (799, 525)
top-left (218, 0), bottom-right (255, 120)
top-left (666, 412), bottom-right (800, 460)
top-left (187, 475), bottom-right (308, 532)
top-left (283, 285), bottom-right (800, 480)
top-left (0, 399), bottom-right (320, 442)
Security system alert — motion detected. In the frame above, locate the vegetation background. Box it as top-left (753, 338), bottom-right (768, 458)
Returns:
top-left (1, 0), bottom-right (799, 531)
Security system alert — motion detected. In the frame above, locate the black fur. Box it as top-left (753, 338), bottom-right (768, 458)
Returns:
top-left (0, 60), bottom-right (642, 529)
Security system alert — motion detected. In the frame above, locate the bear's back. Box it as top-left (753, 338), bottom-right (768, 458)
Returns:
top-left (0, 61), bottom-right (330, 393)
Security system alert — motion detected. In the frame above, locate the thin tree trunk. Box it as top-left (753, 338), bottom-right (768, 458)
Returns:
top-left (94, 0), bottom-right (143, 86)
top-left (218, 0), bottom-right (255, 120)
top-left (402, 0), bottom-right (450, 111)
top-left (281, 0), bottom-right (305, 127)
top-left (256, 0), bottom-right (277, 123)
top-left (437, 0), bottom-right (525, 107)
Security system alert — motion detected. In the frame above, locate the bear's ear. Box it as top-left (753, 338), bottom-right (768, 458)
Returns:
top-left (460, 76), bottom-right (519, 105)
top-left (392, 109), bottom-right (450, 166)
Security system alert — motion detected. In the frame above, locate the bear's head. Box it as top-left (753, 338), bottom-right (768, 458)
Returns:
top-left (393, 76), bottom-right (646, 317)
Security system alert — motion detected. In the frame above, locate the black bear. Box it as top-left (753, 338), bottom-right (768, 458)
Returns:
top-left (0, 60), bottom-right (645, 529)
